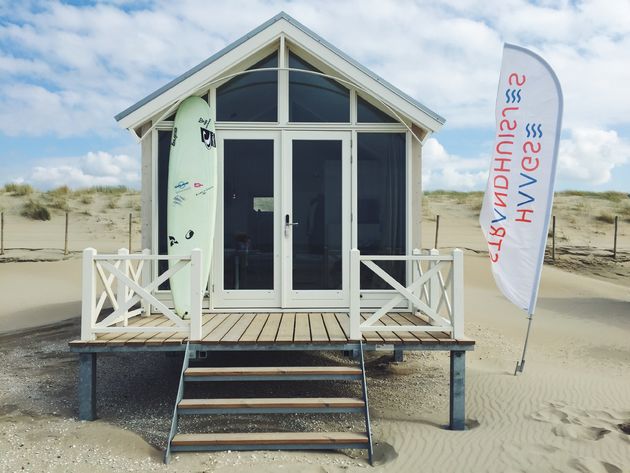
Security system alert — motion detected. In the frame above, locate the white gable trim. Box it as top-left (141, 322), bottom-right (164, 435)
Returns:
top-left (117, 16), bottom-right (444, 133)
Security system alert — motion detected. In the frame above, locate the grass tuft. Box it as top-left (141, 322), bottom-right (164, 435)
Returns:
top-left (595, 211), bottom-right (615, 224)
top-left (21, 200), bottom-right (51, 220)
top-left (92, 185), bottom-right (129, 195)
top-left (5, 183), bottom-right (33, 196)
top-left (47, 185), bottom-right (70, 197)
top-left (107, 197), bottom-right (119, 209)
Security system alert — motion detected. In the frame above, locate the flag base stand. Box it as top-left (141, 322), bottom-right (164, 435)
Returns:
top-left (514, 314), bottom-right (533, 376)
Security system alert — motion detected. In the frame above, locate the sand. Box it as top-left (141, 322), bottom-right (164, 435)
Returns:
top-left (0, 191), bottom-right (629, 472)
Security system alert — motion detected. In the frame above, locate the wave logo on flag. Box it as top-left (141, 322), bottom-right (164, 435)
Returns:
top-left (479, 44), bottom-right (563, 315)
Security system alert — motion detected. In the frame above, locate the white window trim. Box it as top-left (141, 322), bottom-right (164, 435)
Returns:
top-left (149, 51), bottom-right (416, 310)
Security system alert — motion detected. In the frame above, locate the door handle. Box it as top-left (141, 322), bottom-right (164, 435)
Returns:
top-left (284, 214), bottom-right (299, 236)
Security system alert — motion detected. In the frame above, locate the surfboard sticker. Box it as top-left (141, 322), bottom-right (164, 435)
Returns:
top-left (167, 96), bottom-right (218, 317)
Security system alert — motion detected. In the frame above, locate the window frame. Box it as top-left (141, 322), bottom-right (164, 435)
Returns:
top-left (150, 39), bottom-right (414, 309)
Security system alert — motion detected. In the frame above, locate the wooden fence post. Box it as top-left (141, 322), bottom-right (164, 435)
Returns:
top-left (128, 213), bottom-right (132, 253)
top-left (613, 216), bottom-right (618, 260)
top-left (64, 211), bottom-right (69, 255)
top-left (552, 215), bottom-right (556, 261)
top-left (0, 212), bottom-right (4, 255)
top-left (434, 214), bottom-right (440, 249)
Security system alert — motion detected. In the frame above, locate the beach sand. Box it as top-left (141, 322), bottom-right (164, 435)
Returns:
top-left (0, 191), bottom-right (629, 472)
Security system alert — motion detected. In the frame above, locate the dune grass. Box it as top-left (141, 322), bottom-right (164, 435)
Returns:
top-left (559, 190), bottom-right (627, 202)
top-left (4, 183), bottom-right (33, 196)
top-left (46, 185), bottom-right (70, 197)
top-left (595, 211), bottom-right (615, 224)
top-left (21, 200), bottom-right (51, 221)
top-left (91, 185), bottom-right (129, 195)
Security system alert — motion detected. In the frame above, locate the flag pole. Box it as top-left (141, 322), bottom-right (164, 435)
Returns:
top-left (514, 313), bottom-right (534, 375)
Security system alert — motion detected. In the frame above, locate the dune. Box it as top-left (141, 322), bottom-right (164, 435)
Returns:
top-left (0, 190), bottom-right (629, 472)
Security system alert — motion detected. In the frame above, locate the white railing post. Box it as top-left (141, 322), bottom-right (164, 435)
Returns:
top-left (349, 248), bottom-right (361, 340)
top-left (452, 249), bottom-right (465, 338)
top-left (412, 248), bottom-right (421, 313)
top-left (141, 248), bottom-right (151, 316)
top-left (189, 248), bottom-right (203, 341)
top-left (117, 248), bottom-right (129, 326)
top-left (429, 248), bottom-right (440, 326)
top-left (81, 248), bottom-right (97, 341)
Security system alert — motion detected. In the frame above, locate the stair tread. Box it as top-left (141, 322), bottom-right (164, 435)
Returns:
top-left (172, 432), bottom-right (369, 446)
top-left (178, 397), bottom-right (365, 409)
top-left (185, 366), bottom-right (362, 377)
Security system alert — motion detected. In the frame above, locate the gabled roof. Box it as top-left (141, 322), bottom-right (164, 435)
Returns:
top-left (115, 12), bottom-right (445, 132)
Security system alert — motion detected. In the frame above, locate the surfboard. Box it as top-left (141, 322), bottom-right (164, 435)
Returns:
top-left (167, 96), bottom-right (217, 317)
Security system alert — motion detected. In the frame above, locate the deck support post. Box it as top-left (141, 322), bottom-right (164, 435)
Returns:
top-left (393, 348), bottom-right (404, 362)
top-left (449, 350), bottom-right (466, 430)
top-left (78, 352), bottom-right (97, 421)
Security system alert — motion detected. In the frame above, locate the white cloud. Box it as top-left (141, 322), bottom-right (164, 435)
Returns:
top-left (24, 151), bottom-right (140, 189)
top-left (422, 138), bottom-right (489, 190)
top-left (1, 1), bottom-right (630, 190)
top-left (558, 128), bottom-right (630, 185)
top-left (1, 0), bottom-right (629, 137)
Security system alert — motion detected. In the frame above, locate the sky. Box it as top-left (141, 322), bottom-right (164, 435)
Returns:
top-left (1, 0), bottom-right (629, 191)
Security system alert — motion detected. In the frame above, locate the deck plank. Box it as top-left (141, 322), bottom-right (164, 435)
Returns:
top-left (275, 313), bottom-right (295, 343)
top-left (257, 313), bottom-right (282, 342)
top-left (322, 312), bottom-right (347, 342)
top-left (294, 314), bottom-right (311, 342)
top-left (200, 313), bottom-right (231, 341)
top-left (309, 313), bottom-right (329, 342)
top-left (239, 313), bottom-right (268, 343)
top-left (386, 312), bottom-right (435, 344)
top-left (380, 313), bottom-right (420, 342)
top-left (399, 312), bottom-right (456, 343)
top-left (144, 318), bottom-right (184, 346)
top-left (365, 312), bottom-right (403, 343)
top-left (91, 315), bottom-right (159, 344)
top-left (221, 313), bottom-right (256, 343)
top-left (105, 316), bottom-right (165, 346)
top-left (360, 313), bottom-right (385, 343)
top-left (333, 312), bottom-right (351, 340)
top-left (204, 314), bottom-right (243, 342)
top-left (123, 318), bottom-right (173, 345)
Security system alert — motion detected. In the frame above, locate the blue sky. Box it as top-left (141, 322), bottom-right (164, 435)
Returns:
top-left (1, 0), bottom-right (629, 191)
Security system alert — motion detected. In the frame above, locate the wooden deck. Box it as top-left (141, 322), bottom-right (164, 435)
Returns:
top-left (69, 312), bottom-right (474, 350)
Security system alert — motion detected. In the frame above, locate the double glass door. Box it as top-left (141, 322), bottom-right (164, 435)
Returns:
top-left (216, 130), bottom-right (350, 308)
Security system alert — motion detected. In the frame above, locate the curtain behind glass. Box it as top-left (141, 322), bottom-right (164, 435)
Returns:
top-left (357, 133), bottom-right (406, 289)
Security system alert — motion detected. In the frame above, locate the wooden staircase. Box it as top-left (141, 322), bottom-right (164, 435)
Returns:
top-left (164, 342), bottom-right (373, 464)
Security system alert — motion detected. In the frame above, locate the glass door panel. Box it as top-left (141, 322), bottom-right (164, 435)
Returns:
top-left (224, 139), bottom-right (274, 289)
top-left (214, 132), bottom-right (279, 308)
top-left (283, 132), bottom-right (349, 307)
top-left (292, 140), bottom-right (342, 290)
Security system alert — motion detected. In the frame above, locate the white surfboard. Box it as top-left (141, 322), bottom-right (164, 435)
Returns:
top-left (167, 96), bottom-right (217, 317)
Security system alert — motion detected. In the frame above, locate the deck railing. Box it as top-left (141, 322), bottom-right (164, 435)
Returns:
top-left (80, 248), bottom-right (203, 341)
top-left (349, 248), bottom-right (464, 340)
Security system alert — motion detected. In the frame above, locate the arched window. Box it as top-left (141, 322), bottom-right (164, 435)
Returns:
top-left (217, 53), bottom-right (278, 122)
top-left (289, 52), bottom-right (349, 122)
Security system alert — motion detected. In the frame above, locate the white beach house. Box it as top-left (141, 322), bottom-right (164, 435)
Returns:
top-left (71, 12), bottom-right (473, 463)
